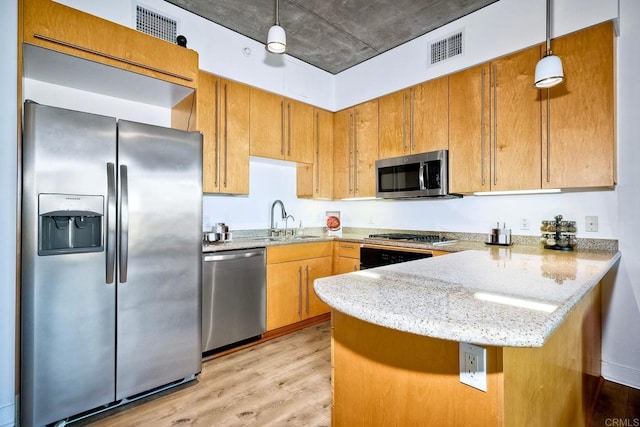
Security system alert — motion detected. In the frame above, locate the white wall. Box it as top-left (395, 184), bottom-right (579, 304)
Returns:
top-left (55, 0), bottom-right (335, 110)
top-left (334, 0), bottom-right (618, 109)
top-left (600, 0), bottom-right (640, 388)
top-left (1, 1), bottom-right (17, 425)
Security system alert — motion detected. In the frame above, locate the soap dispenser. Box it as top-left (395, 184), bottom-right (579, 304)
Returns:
top-left (297, 220), bottom-right (304, 236)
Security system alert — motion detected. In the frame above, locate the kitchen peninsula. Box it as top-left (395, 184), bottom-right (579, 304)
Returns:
top-left (314, 248), bottom-right (621, 427)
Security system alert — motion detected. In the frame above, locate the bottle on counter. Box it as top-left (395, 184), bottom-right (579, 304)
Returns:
top-left (297, 220), bottom-right (304, 236)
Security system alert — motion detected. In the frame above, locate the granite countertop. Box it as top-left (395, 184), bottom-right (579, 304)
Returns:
top-left (314, 248), bottom-right (621, 347)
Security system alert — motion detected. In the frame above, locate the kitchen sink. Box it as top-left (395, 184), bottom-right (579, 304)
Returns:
top-left (234, 235), bottom-right (322, 242)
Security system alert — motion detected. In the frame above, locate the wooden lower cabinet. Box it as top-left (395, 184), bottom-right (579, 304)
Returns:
top-left (333, 241), bottom-right (360, 274)
top-left (266, 243), bottom-right (332, 331)
top-left (331, 283), bottom-right (601, 426)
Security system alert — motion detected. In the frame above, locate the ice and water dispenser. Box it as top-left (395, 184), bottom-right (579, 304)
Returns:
top-left (38, 194), bottom-right (104, 255)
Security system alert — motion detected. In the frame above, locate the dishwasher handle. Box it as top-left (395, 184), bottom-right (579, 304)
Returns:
top-left (204, 250), bottom-right (265, 262)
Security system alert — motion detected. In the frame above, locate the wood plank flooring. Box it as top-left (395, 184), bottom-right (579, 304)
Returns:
top-left (79, 320), bottom-right (638, 426)
top-left (81, 322), bottom-right (331, 427)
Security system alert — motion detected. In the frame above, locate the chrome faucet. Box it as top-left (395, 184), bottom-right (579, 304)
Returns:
top-left (284, 214), bottom-right (295, 237)
top-left (270, 200), bottom-right (288, 235)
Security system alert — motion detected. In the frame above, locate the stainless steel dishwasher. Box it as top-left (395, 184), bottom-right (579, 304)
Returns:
top-left (202, 248), bottom-right (266, 353)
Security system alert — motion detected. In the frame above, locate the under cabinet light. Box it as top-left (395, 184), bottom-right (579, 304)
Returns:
top-left (473, 189), bottom-right (561, 196)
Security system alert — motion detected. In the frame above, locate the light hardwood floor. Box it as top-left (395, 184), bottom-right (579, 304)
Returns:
top-left (81, 322), bottom-right (331, 427)
top-left (77, 319), bottom-right (636, 426)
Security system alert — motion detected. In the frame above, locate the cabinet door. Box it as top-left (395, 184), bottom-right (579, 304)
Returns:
top-left (542, 22), bottom-right (615, 188)
top-left (285, 99), bottom-right (314, 163)
top-left (198, 72), bottom-right (220, 193)
top-left (412, 76), bottom-right (449, 154)
top-left (311, 108), bottom-right (334, 198)
top-left (220, 79), bottom-right (250, 194)
top-left (449, 63), bottom-right (491, 193)
top-left (353, 100), bottom-right (379, 198)
top-left (378, 89), bottom-right (410, 159)
top-left (294, 107), bottom-right (332, 198)
top-left (490, 46), bottom-right (542, 191)
top-left (335, 257), bottom-right (360, 274)
top-left (23, 0), bottom-right (197, 88)
top-left (305, 257), bottom-right (333, 318)
top-left (250, 88), bottom-right (284, 159)
top-left (333, 108), bottom-right (354, 199)
top-left (266, 260), bottom-right (305, 331)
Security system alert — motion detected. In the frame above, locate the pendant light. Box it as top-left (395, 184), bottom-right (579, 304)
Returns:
top-left (534, 0), bottom-right (564, 88)
top-left (266, 0), bottom-right (286, 54)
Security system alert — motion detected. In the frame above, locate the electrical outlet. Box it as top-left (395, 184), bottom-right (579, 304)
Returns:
top-left (460, 342), bottom-right (487, 392)
top-left (369, 215), bottom-right (374, 225)
top-left (585, 216), bottom-right (598, 232)
top-left (465, 351), bottom-right (478, 378)
top-left (520, 217), bottom-right (530, 230)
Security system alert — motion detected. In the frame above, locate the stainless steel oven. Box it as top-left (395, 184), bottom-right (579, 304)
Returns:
top-left (359, 245), bottom-right (434, 269)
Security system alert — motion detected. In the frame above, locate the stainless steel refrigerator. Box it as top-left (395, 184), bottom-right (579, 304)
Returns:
top-left (21, 101), bottom-right (203, 427)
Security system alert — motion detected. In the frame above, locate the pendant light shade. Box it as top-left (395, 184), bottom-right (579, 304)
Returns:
top-left (267, 24), bottom-right (286, 53)
top-left (266, 0), bottom-right (286, 54)
top-left (534, 53), bottom-right (564, 88)
top-left (534, 0), bottom-right (564, 88)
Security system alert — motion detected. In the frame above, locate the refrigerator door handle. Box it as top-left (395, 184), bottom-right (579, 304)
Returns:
top-left (106, 162), bottom-right (116, 283)
top-left (119, 164), bottom-right (129, 283)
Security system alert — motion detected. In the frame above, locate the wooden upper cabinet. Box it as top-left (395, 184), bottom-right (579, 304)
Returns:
top-left (449, 46), bottom-right (541, 193)
top-left (333, 100), bottom-right (379, 199)
top-left (333, 108), bottom-right (354, 200)
top-left (249, 88), bottom-right (314, 163)
top-left (541, 22), bottom-right (615, 189)
top-left (490, 45), bottom-right (542, 191)
top-left (22, 0), bottom-right (198, 88)
top-left (378, 89), bottom-right (410, 159)
top-left (449, 63), bottom-right (491, 193)
top-left (287, 99), bottom-right (314, 163)
top-left (412, 76), bottom-right (449, 154)
top-left (218, 78), bottom-right (251, 194)
top-left (297, 108), bottom-right (334, 199)
top-left (250, 88), bottom-right (283, 159)
top-left (378, 76), bottom-right (448, 159)
top-left (172, 71), bottom-right (250, 194)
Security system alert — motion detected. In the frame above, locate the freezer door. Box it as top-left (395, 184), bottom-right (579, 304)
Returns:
top-left (21, 102), bottom-right (117, 427)
top-left (116, 120), bottom-right (202, 399)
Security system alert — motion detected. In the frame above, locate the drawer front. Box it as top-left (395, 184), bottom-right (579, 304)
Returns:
top-left (337, 241), bottom-right (360, 259)
top-left (267, 242), bottom-right (332, 264)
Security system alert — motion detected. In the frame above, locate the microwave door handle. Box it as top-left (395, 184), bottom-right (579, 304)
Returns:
top-left (419, 163), bottom-right (426, 190)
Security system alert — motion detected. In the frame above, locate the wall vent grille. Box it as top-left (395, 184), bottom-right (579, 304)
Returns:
top-left (429, 31), bottom-right (464, 65)
top-left (136, 5), bottom-right (177, 44)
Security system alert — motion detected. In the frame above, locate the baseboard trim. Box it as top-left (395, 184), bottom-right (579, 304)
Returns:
top-left (602, 360), bottom-right (640, 389)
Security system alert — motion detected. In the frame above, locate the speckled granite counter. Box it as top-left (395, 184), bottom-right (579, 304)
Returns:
top-left (314, 248), bottom-right (620, 347)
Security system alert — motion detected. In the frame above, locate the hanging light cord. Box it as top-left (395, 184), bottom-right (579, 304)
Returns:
top-left (275, 0), bottom-right (280, 26)
top-left (545, 0), bottom-right (552, 55)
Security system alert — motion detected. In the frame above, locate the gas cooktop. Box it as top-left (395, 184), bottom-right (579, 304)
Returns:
top-left (366, 233), bottom-right (457, 245)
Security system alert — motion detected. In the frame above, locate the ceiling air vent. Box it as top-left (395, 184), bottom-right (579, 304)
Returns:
top-left (429, 30), bottom-right (464, 65)
top-left (135, 5), bottom-right (177, 44)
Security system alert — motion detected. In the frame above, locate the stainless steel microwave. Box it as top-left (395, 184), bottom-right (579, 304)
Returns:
top-left (375, 150), bottom-right (455, 198)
